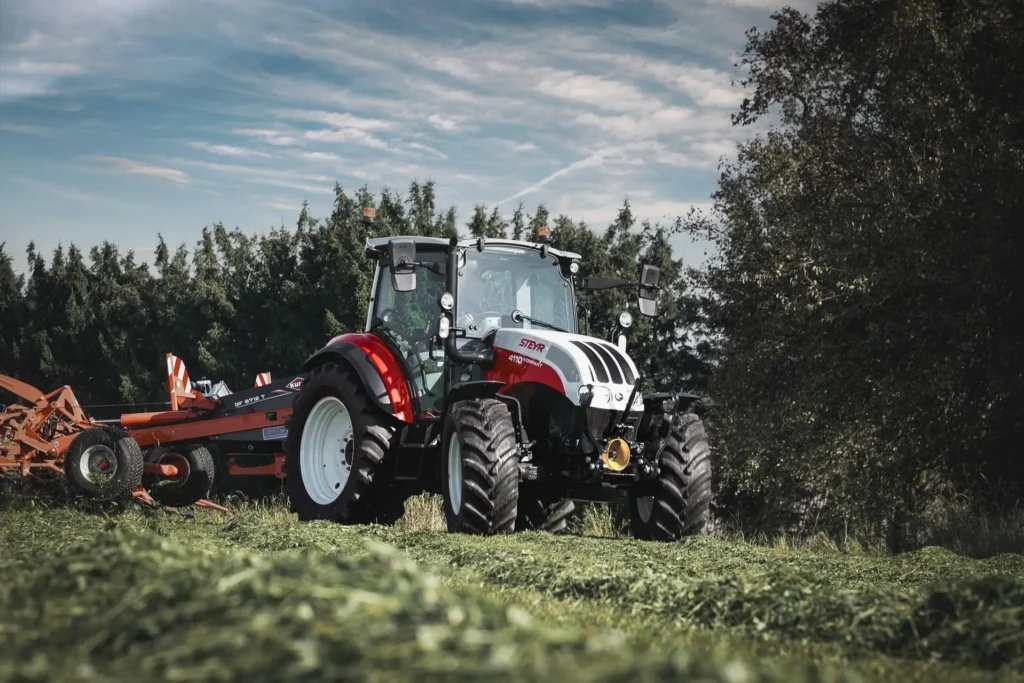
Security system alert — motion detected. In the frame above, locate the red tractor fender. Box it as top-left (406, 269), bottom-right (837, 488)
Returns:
top-left (301, 332), bottom-right (415, 423)
top-left (484, 346), bottom-right (566, 396)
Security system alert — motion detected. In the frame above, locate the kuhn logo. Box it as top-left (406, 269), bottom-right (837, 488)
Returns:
top-left (286, 377), bottom-right (305, 391)
top-left (519, 339), bottom-right (546, 352)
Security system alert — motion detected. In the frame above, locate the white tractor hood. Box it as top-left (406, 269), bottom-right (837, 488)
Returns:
top-left (489, 327), bottom-right (644, 412)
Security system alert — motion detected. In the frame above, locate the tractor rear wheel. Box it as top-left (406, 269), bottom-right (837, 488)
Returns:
top-left (142, 444), bottom-right (215, 508)
top-left (284, 362), bottom-right (393, 522)
top-left (628, 412), bottom-right (712, 541)
top-left (516, 493), bottom-right (575, 533)
top-left (64, 426), bottom-right (144, 501)
top-left (441, 398), bottom-right (519, 535)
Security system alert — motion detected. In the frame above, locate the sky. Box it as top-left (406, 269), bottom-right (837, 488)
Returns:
top-left (0, 0), bottom-right (815, 276)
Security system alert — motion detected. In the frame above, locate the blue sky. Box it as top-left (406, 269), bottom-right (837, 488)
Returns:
top-left (0, 0), bottom-right (812, 276)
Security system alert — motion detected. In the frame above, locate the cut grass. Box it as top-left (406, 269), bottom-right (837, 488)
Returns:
top-left (1, 496), bottom-right (1022, 682)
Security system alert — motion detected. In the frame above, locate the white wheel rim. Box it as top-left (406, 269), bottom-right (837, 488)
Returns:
top-left (447, 435), bottom-right (463, 514)
top-left (637, 495), bottom-right (654, 522)
top-left (80, 444), bottom-right (117, 482)
top-left (299, 396), bottom-right (354, 506)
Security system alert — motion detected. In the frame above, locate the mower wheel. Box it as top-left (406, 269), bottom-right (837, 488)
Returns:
top-left (516, 494), bottom-right (575, 533)
top-left (628, 412), bottom-right (712, 541)
top-left (142, 444), bottom-right (215, 508)
top-left (284, 362), bottom-right (393, 522)
top-left (64, 426), bottom-right (144, 501)
top-left (441, 398), bottom-right (519, 535)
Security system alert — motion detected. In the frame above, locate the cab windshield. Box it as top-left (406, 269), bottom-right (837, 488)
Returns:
top-left (456, 245), bottom-right (575, 338)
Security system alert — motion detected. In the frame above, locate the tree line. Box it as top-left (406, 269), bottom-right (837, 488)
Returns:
top-left (2, 0), bottom-right (1021, 550)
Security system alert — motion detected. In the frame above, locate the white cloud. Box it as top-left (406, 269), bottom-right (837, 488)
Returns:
top-left (172, 157), bottom-right (329, 182)
top-left (266, 197), bottom-right (303, 212)
top-left (187, 141), bottom-right (273, 158)
top-left (302, 151), bottom-right (339, 161)
top-left (232, 128), bottom-right (300, 146)
top-left (575, 106), bottom-right (732, 140)
top-left (93, 156), bottom-right (190, 185)
top-left (427, 113), bottom-right (465, 132)
top-left (407, 142), bottom-right (448, 158)
top-left (302, 127), bottom-right (391, 150)
top-left (7, 29), bottom-right (48, 51)
top-left (0, 59), bottom-right (86, 101)
top-left (0, 122), bottom-right (49, 136)
top-left (2, 60), bottom-right (86, 76)
top-left (416, 55), bottom-right (481, 82)
top-left (0, 79), bottom-right (56, 100)
top-left (275, 109), bottom-right (394, 131)
top-left (534, 71), bottom-right (654, 112)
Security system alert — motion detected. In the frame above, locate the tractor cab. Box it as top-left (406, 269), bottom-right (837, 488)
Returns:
top-left (362, 233), bottom-right (622, 418)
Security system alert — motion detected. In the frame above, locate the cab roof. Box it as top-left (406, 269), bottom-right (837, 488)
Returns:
top-left (364, 235), bottom-right (582, 261)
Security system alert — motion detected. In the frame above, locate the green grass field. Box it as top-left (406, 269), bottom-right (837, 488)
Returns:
top-left (1, 493), bottom-right (1022, 682)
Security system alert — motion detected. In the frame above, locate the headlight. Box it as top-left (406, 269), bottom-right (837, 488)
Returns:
top-left (439, 292), bottom-right (455, 311)
top-left (569, 261), bottom-right (580, 274)
top-left (618, 311), bottom-right (633, 328)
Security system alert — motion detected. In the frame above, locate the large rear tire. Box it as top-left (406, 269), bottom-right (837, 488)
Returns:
top-left (284, 362), bottom-right (393, 522)
top-left (628, 412), bottom-right (712, 541)
top-left (64, 426), bottom-right (144, 501)
top-left (441, 398), bottom-right (519, 535)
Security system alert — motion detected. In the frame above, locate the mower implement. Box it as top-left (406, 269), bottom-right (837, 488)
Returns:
top-left (282, 221), bottom-right (713, 541)
top-left (110, 353), bottom-right (306, 506)
top-left (0, 356), bottom-right (296, 510)
top-left (0, 375), bottom-right (145, 501)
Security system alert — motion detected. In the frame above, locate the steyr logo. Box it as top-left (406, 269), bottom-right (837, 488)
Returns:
top-left (519, 339), bottom-right (546, 352)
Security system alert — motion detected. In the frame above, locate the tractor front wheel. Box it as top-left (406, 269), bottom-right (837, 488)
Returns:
top-left (284, 362), bottom-right (393, 522)
top-left (142, 444), bottom-right (215, 508)
top-left (441, 398), bottom-right (519, 535)
top-left (64, 426), bottom-right (144, 501)
top-left (628, 412), bottom-right (712, 541)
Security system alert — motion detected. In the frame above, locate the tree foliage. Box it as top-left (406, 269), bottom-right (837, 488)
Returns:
top-left (685, 0), bottom-right (1024, 546)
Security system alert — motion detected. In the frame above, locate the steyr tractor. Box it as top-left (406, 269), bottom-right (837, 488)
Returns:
top-left (283, 226), bottom-right (712, 541)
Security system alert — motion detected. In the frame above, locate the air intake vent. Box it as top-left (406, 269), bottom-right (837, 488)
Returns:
top-left (584, 341), bottom-right (624, 384)
top-left (598, 341), bottom-right (636, 385)
top-left (571, 341), bottom-right (609, 383)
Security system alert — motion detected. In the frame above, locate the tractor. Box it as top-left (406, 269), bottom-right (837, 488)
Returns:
top-left (283, 225), bottom-right (712, 541)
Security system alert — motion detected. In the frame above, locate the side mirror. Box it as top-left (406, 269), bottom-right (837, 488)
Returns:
top-left (637, 264), bottom-right (660, 317)
top-left (389, 238), bottom-right (416, 292)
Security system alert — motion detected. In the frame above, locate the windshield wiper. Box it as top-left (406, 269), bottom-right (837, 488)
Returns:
top-left (510, 309), bottom-right (566, 333)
